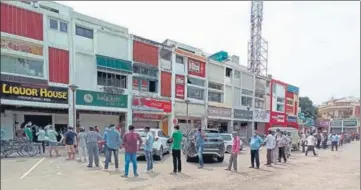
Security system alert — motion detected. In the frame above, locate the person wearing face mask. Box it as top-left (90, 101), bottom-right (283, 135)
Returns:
top-left (249, 130), bottom-right (264, 169)
top-left (194, 127), bottom-right (206, 169)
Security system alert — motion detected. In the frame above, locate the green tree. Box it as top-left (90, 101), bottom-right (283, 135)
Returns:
top-left (299, 96), bottom-right (318, 119)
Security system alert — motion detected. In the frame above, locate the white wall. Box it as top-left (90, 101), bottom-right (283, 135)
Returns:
top-left (74, 53), bottom-right (97, 90)
top-left (54, 114), bottom-right (68, 124)
top-left (96, 30), bottom-right (128, 60)
top-left (225, 85), bottom-right (233, 106)
top-left (208, 63), bottom-right (224, 82)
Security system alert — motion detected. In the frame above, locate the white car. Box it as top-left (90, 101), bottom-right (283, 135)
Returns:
top-left (220, 133), bottom-right (243, 153)
top-left (135, 128), bottom-right (170, 161)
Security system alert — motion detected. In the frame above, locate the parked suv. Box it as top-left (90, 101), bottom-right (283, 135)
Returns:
top-left (220, 133), bottom-right (243, 153)
top-left (182, 129), bottom-right (225, 162)
top-left (135, 128), bottom-right (170, 161)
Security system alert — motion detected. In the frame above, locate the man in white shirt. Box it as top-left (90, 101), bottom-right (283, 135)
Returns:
top-left (305, 133), bottom-right (317, 156)
top-left (264, 130), bottom-right (275, 166)
top-left (300, 132), bottom-right (306, 153)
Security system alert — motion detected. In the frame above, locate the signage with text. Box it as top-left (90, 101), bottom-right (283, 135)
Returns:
top-left (132, 113), bottom-right (164, 120)
top-left (287, 116), bottom-right (298, 123)
top-left (208, 107), bottom-right (232, 118)
top-left (271, 113), bottom-right (286, 124)
top-left (1, 81), bottom-right (68, 104)
top-left (330, 120), bottom-right (342, 127)
top-left (253, 110), bottom-right (270, 122)
top-left (188, 58), bottom-right (206, 78)
top-left (175, 75), bottom-right (185, 99)
top-left (175, 48), bottom-right (206, 62)
top-left (76, 90), bottom-right (128, 108)
top-left (343, 120), bottom-right (358, 127)
top-left (132, 97), bottom-right (172, 113)
top-left (234, 109), bottom-right (253, 120)
top-left (315, 119), bottom-right (329, 127)
top-left (1, 37), bottom-right (43, 56)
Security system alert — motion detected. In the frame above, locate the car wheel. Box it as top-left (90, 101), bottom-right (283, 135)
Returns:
top-left (217, 156), bottom-right (224, 162)
top-left (155, 146), bottom-right (163, 161)
top-left (226, 146), bottom-right (232, 153)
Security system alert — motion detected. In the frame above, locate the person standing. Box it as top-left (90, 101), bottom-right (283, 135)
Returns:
top-left (264, 130), bottom-right (275, 166)
top-left (94, 126), bottom-right (100, 133)
top-left (24, 123), bottom-right (33, 142)
top-left (104, 125), bottom-right (121, 171)
top-left (121, 125), bottom-right (142, 178)
top-left (225, 132), bottom-right (240, 171)
top-left (194, 127), bottom-right (205, 169)
top-left (331, 133), bottom-right (339, 151)
top-left (144, 126), bottom-right (154, 172)
top-left (86, 126), bottom-right (103, 168)
top-left (103, 126), bottom-right (111, 163)
top-left (249, 131), bottom-right (263, 169)
top-left (305, 132), bottom-right (317, 156)
top-left (77, 126), bottom-right (88, 162)
top-left (169, 125), bottom-right (183, 174)
top-left (36, 126), bottom-right (47, 154)
top-left (300, 132), bottom-right (306, 153)
top-left (64, 126), bottom-right (77, 160)
top-left (46, 125), bottom-right (60, 157)
top-left (277, 132), bottom-right (288, 163)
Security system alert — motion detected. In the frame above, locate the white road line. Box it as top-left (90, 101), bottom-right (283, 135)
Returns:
top-left (19, 157), bottom-right (45, 180)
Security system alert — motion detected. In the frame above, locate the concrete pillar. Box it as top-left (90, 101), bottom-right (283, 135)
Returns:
top-left (168, 47), bottom-right (176, 136)
top-left (125, 35), bottom-right (134, 132)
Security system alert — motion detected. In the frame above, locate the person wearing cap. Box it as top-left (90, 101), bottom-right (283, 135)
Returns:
top-left (64, 126), bottom-right (77, 160)
top-left (77, 126), bottom-right (88, 162)
top-left (225, 132), bottom-right (240, 172)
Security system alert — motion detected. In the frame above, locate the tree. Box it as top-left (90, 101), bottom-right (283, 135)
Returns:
top-left (299, 96), bottom-right (318, 119)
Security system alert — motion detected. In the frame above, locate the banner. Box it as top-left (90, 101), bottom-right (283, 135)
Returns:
top-left (132, 97), bottom-right (172, 113)
top-left (175, 75), bottom-right (185, 99)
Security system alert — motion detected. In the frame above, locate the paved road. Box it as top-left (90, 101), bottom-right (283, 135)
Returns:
top-left (1, 142), bottom-right (360, 190)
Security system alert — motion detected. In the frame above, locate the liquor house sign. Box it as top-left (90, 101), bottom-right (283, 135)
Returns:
top-left (1, 81), bottom-right (68, 104)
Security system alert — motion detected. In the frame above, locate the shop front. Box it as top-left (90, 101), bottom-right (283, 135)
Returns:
top-left (233, 109), bottom-right (253, 137)
top-left (174, 101), bottom-right (205, 134)
top-left (253, 109), bottom-right (270, 134)
top-left (287, 115), bottom-right (299, 129)
top-left (342, 120), bottom-right (359, 133)
top-left (315, 119), bottom-right (330, 132)
top-left (207, 106), bottom-right (232, 133)
top-left (132, 97), bottom-right (172, 135)
top-left (76, 90), bottom-right (128, 134)
top-left (266, 112), bottom-right (287, 132)
top-left (0, 81), bottom-right (69, 139)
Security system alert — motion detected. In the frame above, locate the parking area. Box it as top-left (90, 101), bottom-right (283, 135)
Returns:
top-left (1, 143), bottom-right (359, 190)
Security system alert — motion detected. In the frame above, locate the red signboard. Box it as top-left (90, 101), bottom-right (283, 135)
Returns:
top-left (269, 112), bottom-right (287, 126)
top-left (175, 75), bottom-right (185, 99)
top-left (133, 79), bottom-right (139, 90)
top-left (188, 58), bottom-right (205, 78)
top-left (132, 97), bottom-right (172, 113)
top-left (355, 105), bottom-right (360, 117)
top-left (141, 80), bottom-right (148, 91)
top-left (133, 113), bottom-right (163, 120)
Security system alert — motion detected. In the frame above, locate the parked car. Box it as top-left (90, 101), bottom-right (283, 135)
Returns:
top-left (220, 133), bottom-right (243, 153)
top-left (135, 128), bottom-right (170, 161)
top-left (182, 129), bottom-right (225, 162)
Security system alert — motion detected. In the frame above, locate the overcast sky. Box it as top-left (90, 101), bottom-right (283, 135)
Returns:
top-left (59, 1), bottom-right (360, 105)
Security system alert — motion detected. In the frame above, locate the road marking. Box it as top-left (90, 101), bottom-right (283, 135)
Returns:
top-left (19, 157), bottom-right (45, 179)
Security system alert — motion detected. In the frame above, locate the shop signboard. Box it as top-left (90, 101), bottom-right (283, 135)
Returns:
top-left (132, 97), bottom-right (172, 113)
top-left (208, 107), bottom-right (232, 118)
top-left (1, 37), bottom-right (43, 56)
top-left (76, 90), bottom-right (128, 108)
top-left (188, 58), bottom-right (206, 78)
top-left (175, 75), bottom-right (185, 99)
top-left (287, 116), bottom-right (298, 123)
top-left (330, 120), bottom-right (342, 127)
top-left (315, 119), bottom-right (330, 127)
top-left (253, 109), bottom-right (269, 122)
top-left (270, 112), bottom-right (286, 125)
top-left (132, 113), bottom-right (164, 120)
top-left (1, 81), bottom-right (68, 104)
top-left (343, 120), bottom-right (358, 127)
top-left (234, 109), bottom-right (253, 120)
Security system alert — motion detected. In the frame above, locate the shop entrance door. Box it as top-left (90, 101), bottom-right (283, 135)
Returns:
top-left (24, 115), bottom-right (52, 128)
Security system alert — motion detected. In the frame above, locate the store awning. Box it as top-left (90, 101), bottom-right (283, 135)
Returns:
top-left (96, 54), bottom-right (132, 73)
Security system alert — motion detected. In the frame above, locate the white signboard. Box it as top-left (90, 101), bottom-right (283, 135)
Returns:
top-left (253, 109), bottom-right (270, 123)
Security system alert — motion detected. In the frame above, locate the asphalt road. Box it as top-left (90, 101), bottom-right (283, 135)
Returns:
top-left (1, 142), bottom-right (360, 190)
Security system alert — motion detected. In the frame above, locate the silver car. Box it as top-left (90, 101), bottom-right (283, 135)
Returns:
top-left (182, 129), bottom-right (225, 162)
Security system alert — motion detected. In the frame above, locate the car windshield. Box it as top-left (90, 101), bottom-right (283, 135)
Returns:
top-left (204, 130), bottom-right (220, 137)
top-left (220, 135), bottom-right (232, 141)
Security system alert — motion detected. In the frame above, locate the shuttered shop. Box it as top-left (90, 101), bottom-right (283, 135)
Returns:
top-left (133, 41), bottom-right (158, 67)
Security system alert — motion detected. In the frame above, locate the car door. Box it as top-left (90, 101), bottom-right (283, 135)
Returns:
top-left (157, 130), bottom-right (168, 150)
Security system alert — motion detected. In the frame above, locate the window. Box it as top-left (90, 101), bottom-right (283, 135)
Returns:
top-left (234, 70), bottom-right (241, 78)
top-left (187, 86), bottom-right (204, 100)
top-left (255, 99), bottom-right (265, 109)
top-left (241, 96), bottom-right (253, 107)
top-left (49, 18), bottom-right (58, 30)
top-left (76, 25), bottom-right (93, 39)
top-left (133, 77), bottom-right (158, 93)
top-left (59, 21), bottom-right (68, 32)
top-left (97, 71), bottom-right (127, 88)
top-left (133, 65), bottom-right (158, 77)
top-left (1, 55), bottom-right (44, 78)
top-left (287, 99), bottom-right (293, 105)
top-left (225, 67), bottom-right (232, 77)
top-left (276, 104), bottom-right (284, 112)
top-left (208, 91), bottom-right (223, 103)
top-left (242, 89), bottom-right (253, 96)
top-left (255, 90), bottom-right (265, 99)
top-left (149, 81), bottom-right (156, 92)
top-left (277, 97), bottom-right (285, 103)
top-left (208, 82), bottom-right (223, 90)
top-left (187, 77), bottom-right (205, 87)
top-left (176, 55), bottom-right (184, 64)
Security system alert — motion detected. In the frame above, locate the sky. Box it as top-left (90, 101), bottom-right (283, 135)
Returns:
top-left (58, 1), bottom-right (360, 105)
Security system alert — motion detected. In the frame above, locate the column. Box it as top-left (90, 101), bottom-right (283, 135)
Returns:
top-left (168, 48), bottom-right (176, 136)
top-left (68, 88), bottom-right (74, 128)
top-left (125, 35), bottom-right (134, 132)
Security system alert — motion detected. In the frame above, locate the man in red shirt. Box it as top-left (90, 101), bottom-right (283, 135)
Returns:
top-left (121, 125), bottom-right (142, 178)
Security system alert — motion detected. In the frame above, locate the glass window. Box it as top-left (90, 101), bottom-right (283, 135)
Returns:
top-left (234, 70), bottom-right (241, 78)
top-left (276, 104), bottom-right (284, 112)
top-left (133, 65), bottom-right (140, 74)
top-left (49, 18), bottom-right (58, 30)
top-left (149, 81), bottom-right (157, 92)
top-left (208, 91), bottom-right (222, 103)
top-left (287, 99), bottom-right (293, 105)
top-left (1, 55), bottom-right (44, 77)
top-left (176, 55), bottom-right (184, 64)
top-left (255, 90), bottom-right (265, 99)
top-left (277, 97), bottom-right (285, 103)
top-left (140, 67), bottom-right (149, 75)
top-left (242, 89), bottom-right (253, 96)
top-left (241, 96), bottom-right (253, 107)
top-left (208, 82), bottom-right (223, 90)
top-left (187, 86), bottom-right (204, 100)
top-left (59, 22), bottom-right (68, 33)
top-left (225, 68), bottom-right (232, 77)
top-left (255, 98), bottom-right (265, 109)
top-left (97, 71), bottom-right (127, 88)
top-left (75, 25), bottom-right (93, 39)
top-left (149, 69), bottom-right (157, 77)
top-left (187, 77), bottom-right (205, 87)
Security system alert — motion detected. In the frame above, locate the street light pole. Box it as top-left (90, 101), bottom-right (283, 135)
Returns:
top-left (69, 84), bottom-right (79, 131)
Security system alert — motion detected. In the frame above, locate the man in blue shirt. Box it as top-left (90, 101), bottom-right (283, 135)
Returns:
top-left (331, 133), bottom-right (339, 151)
top-left (104, 125), bottom-right (121, 171)
top-left (249, 130), bottom-right (264, 169)
top-left (194, 127), bottom-right (205, 169)
top-left (144, 126), bottom-right (154, 172)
